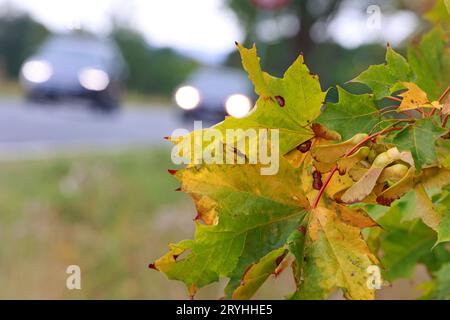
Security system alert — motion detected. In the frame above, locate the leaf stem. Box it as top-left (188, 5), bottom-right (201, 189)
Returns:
top-left (378, 105), bottom-right (398, 114)
top-left (311, 126), bottom-right (403, 209)
top-left (431, 86), bottom-right (450, 117)
top-left (438, 86), bottom-right (450, 103)
top-left (385, 96), bottom-right (402, 103)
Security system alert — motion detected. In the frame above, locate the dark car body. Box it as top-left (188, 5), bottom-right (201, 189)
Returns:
top-left (176, 66), bottom-right (253, 122)
top-left (20, 34), bottom-right (127, 110)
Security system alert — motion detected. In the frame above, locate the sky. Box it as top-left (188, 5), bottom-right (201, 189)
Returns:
top-left (0, 0), bottom-right (244, 62)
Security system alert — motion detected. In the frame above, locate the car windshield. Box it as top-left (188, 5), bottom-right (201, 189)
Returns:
top-left (39, 35), bottom-right (114, 65)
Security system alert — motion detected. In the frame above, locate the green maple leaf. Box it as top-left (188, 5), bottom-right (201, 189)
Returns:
top-left (153, 159), bottom-right (309, 292)
top-left (421, 262), bottom-right (450, 300)
top-left (367, 202), bottom-right (437, 281)
top-left (351, 46), bottom-right (413, 100)
top-left (316, 87), bottom-right (381, 141)
top-left (216, 43), bottom-right (328, 155)
top-left (432, 262), bottom-right (450, 299)
top-left (407, 27), bottom-right (450, 101)
top-left (231, 248), bottom-right (287, 300)
top-left (171, 44), bottom-right (327, 159)
top-left (436, 188), bottom-right (450, 245)
top-left (392, 118), bottom-right (446, 170)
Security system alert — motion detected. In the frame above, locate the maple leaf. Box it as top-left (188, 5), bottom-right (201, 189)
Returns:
top-left (153, 159), bottom-right (309, 292)
top-left (215, 44), bottom-right (328, 155)
top-left (397, 82), bottom-right (436, 111)
top-left (231, 248), bottom-right (287, 300)
top-left (435, 188), bottom-right (450, 245)
top-left (407, 27), bottom-right (450, 101)
top-left (392, 118), bottom-right (447, 170)
top-left (292, 207), bottom-right (378, 300)
top-left (428, 263), bottom-right (450, 299)
top-left (351, 45), bottom-right (413, 100)
top-left (156, 24), bottom-right (450, 299)
top-left (316, 87), bottom-right (381, 141)
top-left (366, 203), bottom-right (437, 280)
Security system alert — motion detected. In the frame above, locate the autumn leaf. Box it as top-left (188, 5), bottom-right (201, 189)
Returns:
top-left (215, 43), bottom-right (328, 155)
top-left (366, 203), bottom-right (437, 281)
top-left (316, 87), bottom-right (381, 140)
top-left (397, 82), bottom-right (434, 111)
top-left (407, 27), bottom-right (450, 101)
top-left (293, 207), bottom-right (378, 300)
top-left (232, 248), bottom-right (287, 300)
top-left (392, 118), bottom-right (447, 170)
top-left (154, 160), bottom-right (309, 292)
top-left (351, 45), bottom-right (413, 100)
top-left (155, 25), bottom-right (450, 300)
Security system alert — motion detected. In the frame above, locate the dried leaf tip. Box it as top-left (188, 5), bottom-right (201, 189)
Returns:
top-left (168, 169), bottom-right (178, 176)
top-left (148, 263), bottom-right (157, 270)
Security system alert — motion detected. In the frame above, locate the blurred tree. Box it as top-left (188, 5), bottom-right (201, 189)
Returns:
top-left (0, 7), bottom-right (49, 79)
top-left (224, 0), bottom-right (429, 91)
top-left (225, 0), bottom-right (341, 74)
top-left (111, 28), bottom-right (198, 96)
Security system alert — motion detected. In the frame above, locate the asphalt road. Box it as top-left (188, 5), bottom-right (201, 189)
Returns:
top-left (0, 98), bottom-right (188, 159)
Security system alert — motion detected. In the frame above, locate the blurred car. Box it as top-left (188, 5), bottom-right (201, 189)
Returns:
top-left (20, 34), bottom-right (127, 111)
top-left (174, 66), bottom-right (254, 122)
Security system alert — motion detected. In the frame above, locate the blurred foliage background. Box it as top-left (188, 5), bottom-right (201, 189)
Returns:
top-left (0, 0), bottom-right (439, 99)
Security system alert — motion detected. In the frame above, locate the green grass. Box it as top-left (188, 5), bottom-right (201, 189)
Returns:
top-left (0, 147), bottom-right (198, 299)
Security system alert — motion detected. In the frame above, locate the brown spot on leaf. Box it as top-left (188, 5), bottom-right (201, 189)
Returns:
top-left (297, 140), bottom-right (312, 153)
top-left (275, 255), bottom-right (285, 266)
top-left (312, 170), bottom-right (323, 190)
top-left (168, 169), bottom-right (178, 176)
top-left (376, 195), bottom-right (394, 206)
top-left (275, 95), bottom-right (285, 107)
top-left (298, 225), bottom-right (306, 235)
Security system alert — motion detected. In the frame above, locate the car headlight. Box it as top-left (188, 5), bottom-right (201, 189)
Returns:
top-left (225, 94), bottom-right (252, 118)
top-left (22, 60), bottom-right (53, 84)
top-left (78, 68), bottom-right (110, 91)
top-left (175, 86), bottom-right (201, 110)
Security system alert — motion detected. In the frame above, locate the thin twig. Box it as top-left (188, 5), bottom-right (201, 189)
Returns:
top-left (385, 96), bottom-right (402, 103)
